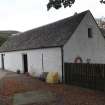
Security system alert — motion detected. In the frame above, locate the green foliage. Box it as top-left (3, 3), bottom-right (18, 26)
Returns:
top-left (100, 0), bottom-right (105, 3)
top-left (47, 0), bottom-right (75, 10)
top-left (0, 31), bottom-right (18, 38)
top-left (0, 31), bottom-right (19, 46)
top-left (47, 0), bottom-right (105, 10)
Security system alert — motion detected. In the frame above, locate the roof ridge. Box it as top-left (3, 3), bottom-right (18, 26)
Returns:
top-left (21, 10), bottom-right (89, 35)
top-left (0, 10), bottom-right (89, 52)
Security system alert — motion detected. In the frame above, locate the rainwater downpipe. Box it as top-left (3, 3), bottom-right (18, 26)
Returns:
top-left (42, 53), bottom-right (44, 73)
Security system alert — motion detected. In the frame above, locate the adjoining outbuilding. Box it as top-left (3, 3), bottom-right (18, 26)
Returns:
top-left (0, 10), bottom-right (105, 82)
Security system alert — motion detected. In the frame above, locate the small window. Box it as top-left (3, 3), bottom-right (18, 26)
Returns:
top-left (88, 28), bottom-right (92, 38)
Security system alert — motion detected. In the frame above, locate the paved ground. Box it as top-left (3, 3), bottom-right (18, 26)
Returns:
top-left (0, 70), bottom-right (7, 80)
top-left (13, 90), bottom-right (57, 105)
top-left (0, 70), bottom-right (105, 105)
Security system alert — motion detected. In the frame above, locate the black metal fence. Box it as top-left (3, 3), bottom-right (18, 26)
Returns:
top-left (64, 63), bottom-right (105, 91)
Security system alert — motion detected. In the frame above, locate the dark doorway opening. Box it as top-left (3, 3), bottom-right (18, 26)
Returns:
top-left (1, 54), bottom-right (4, 70)
top-left (23, 54), bottom-right (28, 73)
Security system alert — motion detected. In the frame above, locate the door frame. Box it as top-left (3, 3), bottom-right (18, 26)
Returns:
top-left (22, 54), bottom-right (28, 73)
top-left (1, 54), bottom-right (4, 70)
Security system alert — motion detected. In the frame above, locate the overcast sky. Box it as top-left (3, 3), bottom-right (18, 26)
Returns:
top-left (0, 0), bottom-right (105, 32)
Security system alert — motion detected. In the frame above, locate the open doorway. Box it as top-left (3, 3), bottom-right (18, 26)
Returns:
top-left (22, 54), bottom-right (28, 73)
top-left (1, 54), bottom-right (4, 70)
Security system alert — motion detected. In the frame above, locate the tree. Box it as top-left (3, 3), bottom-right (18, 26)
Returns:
top-left (47, 0), bottom-right (105, 10)
top-left (100, 0), bottom-right (105, 3)
top-left (96, 17), bottom-right (105, 29)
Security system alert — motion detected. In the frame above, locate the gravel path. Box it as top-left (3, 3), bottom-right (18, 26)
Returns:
top-left (0, 70), bottom-right (105, 105)
top-left (0, 70), bottom-right (7, 80)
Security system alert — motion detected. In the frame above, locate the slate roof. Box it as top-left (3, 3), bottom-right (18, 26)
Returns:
top-left (0, 10), bottom-right (89, 53)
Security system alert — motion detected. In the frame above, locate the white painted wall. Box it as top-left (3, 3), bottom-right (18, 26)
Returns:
top-left (28, 48), bottom-right (62, 78)
top-left (0, 47), bottom-right (62, 79)
top-left (3, 53), bottom-right (23, 71)
top-left (64, 12), bottom-right (105, 64)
